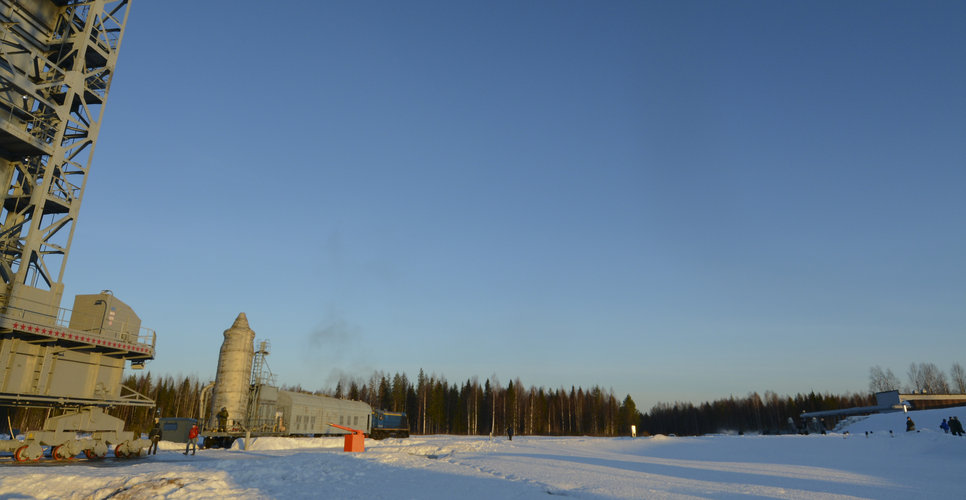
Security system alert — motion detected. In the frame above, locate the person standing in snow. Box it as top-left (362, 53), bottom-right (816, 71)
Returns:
top-left (950, 417), bottom-right (964, 436)
top-left (507, 426), bottom-right (514, 441)
top-left (217, 407), bottom-right (229, 432)
top-left (148, 421), bottom-right (162, 455)
top-left (940, 419), bottom-right (949, 434)
top-left (905, 417), bottom-right (915, 432)
top-left (185, 423), bottom-right (200, 455)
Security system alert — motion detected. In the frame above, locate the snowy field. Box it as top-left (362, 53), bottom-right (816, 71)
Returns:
top-left (1, 407), bottom-right (964, 499)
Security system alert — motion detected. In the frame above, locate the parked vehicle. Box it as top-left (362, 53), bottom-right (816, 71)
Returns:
top-left (370, 410), bottom-right (410, 439)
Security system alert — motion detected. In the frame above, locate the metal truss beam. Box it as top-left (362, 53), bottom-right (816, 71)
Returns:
top-left (0, 0), bottom-right (130, 316)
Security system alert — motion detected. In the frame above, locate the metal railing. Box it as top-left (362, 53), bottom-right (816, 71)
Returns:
top-left (0, 304), bottom-right (156, 349)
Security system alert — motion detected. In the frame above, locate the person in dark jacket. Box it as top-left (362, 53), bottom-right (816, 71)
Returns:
top-left (217, 407), bottom-right (229, 432)
top-left (506, 426), bottom-right (514, 441)
top-left (184, 424), bottom-right (199, 455)
top-left (950, 416), bottom-right (965, 436)
top-left (148, 422), bottom-right (162, 455)
top-left (905, 417), bottom-right (915, 432)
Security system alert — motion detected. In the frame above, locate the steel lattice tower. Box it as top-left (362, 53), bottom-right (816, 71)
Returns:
top-left (0, 0), bottom-right (130, 316)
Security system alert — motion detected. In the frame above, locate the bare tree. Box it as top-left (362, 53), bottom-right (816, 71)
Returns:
top-left (488, 374), bottom-right (500, 438)
top-left (907, 363), bottom-right (925, 393)
top-left (907, 362), bottom-right (949, 393)
top-left (869, 365), bottom-right (901, 393)
top-left (951, 363), bottom-right (966, 394)
top-left (925, 363), bottom-right (949, 393)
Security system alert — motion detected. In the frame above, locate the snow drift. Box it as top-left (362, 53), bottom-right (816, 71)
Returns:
top-left (1, 406), bottom-right (963, 499)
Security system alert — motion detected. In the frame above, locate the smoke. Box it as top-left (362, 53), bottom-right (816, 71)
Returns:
top-left (323, 367), bottom-right (363, 392)
top-left (303, 311), bottom-right (368, 366)
top-left (296, 310), bottom-right (378, 391)
top-left (308, 315), bottom-right (354, 349)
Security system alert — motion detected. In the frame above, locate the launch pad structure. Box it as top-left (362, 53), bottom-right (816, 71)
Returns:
top-left (0, 0), bottom-right (155, 461)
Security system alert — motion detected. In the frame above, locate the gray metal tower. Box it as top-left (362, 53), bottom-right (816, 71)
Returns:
top-left (0, 0), bottom-right (130, 316)
top-left (0, 1), bottom-right (155, 461)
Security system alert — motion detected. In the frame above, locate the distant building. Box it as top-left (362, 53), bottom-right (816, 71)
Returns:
top-left (801, 390), bottom-right (966, 422)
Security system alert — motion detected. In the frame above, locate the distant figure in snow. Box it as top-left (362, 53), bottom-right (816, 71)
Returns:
top-left (507, 426), bottom-right (514, 441)
top-left (185, 423), bottom-right (200, 455)
top-left (148, 421), bottom-right (162, 455)
top-left (950, 417), bottom-right (965, 436)
top-left (940, 419), bottom-right (949, 434)
top-left (217, 407), bottom-right (229, 432)
top-left (905, 417), bottom-right (915, 432)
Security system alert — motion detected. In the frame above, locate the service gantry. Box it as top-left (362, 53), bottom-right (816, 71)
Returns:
top-left (0, 0), bottom-right (155, 461)
top-left (0, 0), bottom-right (130, 313)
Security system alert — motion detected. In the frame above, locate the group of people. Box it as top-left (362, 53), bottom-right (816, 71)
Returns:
top-left (145, 420), bottom-right (203, 456)
top-left (940, 416), bottom-right (964, 436)
top-left (144, 407), bottom-right (227, 456)
top-left (905, 415), bottom-right (966, 436)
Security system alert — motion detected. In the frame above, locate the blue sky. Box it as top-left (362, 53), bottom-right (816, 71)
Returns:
top-left (63, 0), bottom-right (965, 410)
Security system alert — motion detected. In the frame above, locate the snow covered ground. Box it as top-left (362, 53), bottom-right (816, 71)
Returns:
top-left (1, 406), bottom-right (963, 499)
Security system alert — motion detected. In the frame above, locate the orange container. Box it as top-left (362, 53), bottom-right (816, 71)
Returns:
top-left (330, 422), bottom-right (366, 452)
top-left (344, 432), bottom-right (365, 452)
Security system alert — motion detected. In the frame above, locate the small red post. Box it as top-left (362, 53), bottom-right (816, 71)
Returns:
top-left (328, 423), bottom-right (365, 452)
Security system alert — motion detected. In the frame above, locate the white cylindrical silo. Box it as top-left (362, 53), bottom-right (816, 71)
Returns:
top-left (210, 313), bottom-right (255, 430)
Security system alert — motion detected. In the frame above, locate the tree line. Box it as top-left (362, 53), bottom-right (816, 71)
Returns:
top-left (869, 362), bottom-right (966, 394)
top-left (1, 370), bottom-right (635, 438)
top-left (6, 362), bottom-right (961, 437)
top-left (310, 370), bottom-right (637, 437)
top-left (640, 391), bottom-right (874, 436)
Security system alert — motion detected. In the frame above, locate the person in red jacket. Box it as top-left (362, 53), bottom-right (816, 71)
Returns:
top-left (184, 423), bottom-right (199, 455)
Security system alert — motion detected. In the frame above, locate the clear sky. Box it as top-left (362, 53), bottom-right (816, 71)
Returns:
top-left (63, 0), bottom-right (965, 411)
